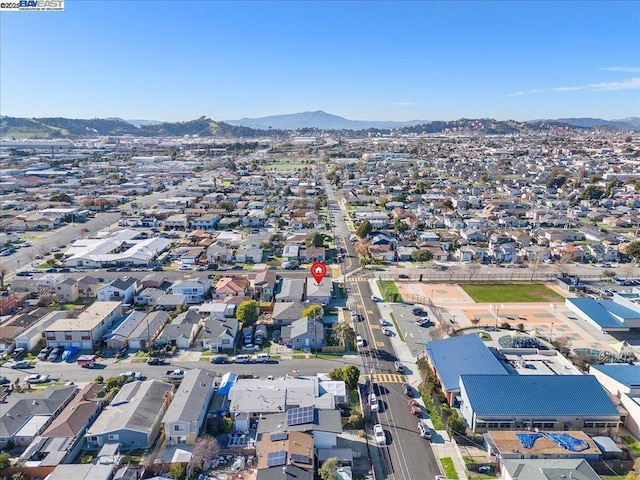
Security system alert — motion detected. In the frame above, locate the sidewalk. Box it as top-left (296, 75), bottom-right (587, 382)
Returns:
top-left (369, 280), bottom-right (469, 480)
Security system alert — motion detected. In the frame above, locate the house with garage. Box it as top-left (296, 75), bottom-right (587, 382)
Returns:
top-left (162, 369), bottom-right (216, 446)
top-left (281, 316), bottom-right (324, 350)
top-left (85, 380), bottom-right (174, 450)
top-left (276, 278), bottom-right (305, 303)
top-left (253, 270), bottom-right (277, 302)
top-left (201, 315), bottom-right (238, 352)
top-left (170, 278), bottom-right (209, 304)
top-left (305, 277), bottom-right (332, 306)
top-left (106, 310), bottom-right (147, 350)
top-left (213, 276), bottom-right (250, 299)
top-left (97, 276), bottom-right (138, 303)
top-left (127, 310), bottom-right (169, 351)
top-left (0, 385), bottom-right (77, 449)
top-left (157, 310), bottom-right (202, 350)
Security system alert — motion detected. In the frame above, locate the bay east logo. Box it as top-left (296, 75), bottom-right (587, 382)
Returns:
top-left (0, 0), bottom-right (64, 11)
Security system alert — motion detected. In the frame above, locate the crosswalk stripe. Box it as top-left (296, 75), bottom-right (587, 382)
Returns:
top-left (361, 373), bottom-right (406, 384)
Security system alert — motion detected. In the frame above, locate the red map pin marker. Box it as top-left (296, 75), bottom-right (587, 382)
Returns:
top-left (310, 262), bottom-right (327, 284)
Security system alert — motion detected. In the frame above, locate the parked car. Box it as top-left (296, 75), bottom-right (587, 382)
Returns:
top-left (11, 360), bottom-right (31, 369)
top-left (378, 318), bottom-right (390, 326)
top-left (37, 347), bottom-right (53, 361)
top-left (371, 295), bottom-right (382, 302)
top-left (373, 424), bottom-right (386, 445)
top-left (120, 371), bottom-right (144, 380)
top-left (394, 361), bottom-right (404, 373)
top-left (381, 327), bottom-right (391, 336)
top-left (15, 271), bottom-right (33, 277)
top-left (0, 376), bottom-right (10, 385)
top-left (25, 374), bottom-right (50, 384)
top-left (412, 307), bottom-right (426, 315)
top-left (408, 399), bottom-right (421, 415)
top-left (232, 354), bottom-right (250, 363)
top-left (147, 357), bottom-right (167, 365)
top-left (402, 383), bottom-right (412, 396)
top-left (356, 335), bottom-right (364, 348)
top-left (398, 274), bottom-right (409, 279)
top-left (11, 347), bottom-right (26, 358)
top-left (210, 355), bottom-right (228, 364)
top-left (416, 318), bottom-right (430, 327)
top-left (369, 393), bottom-right (379, 412)
top-left (418, 422), bottom-right (432, 439)
top-left (47, 347), bottom-right (64, 361)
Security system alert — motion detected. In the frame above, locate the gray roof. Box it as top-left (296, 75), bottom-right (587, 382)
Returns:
top-left (277, 278), bottom-right (304, 301)
top-left (173, 309), bottom-right (201, 325)
top-left (162, 369), bottom-right (215, 425)
top-left (129, 311), bottom-right (169, 341)
top-left (161, 323), bottom-right (194, 341)
top-left (257, 464), bottom-right (313, 480)
top-left (256, 408), bottom-right (342, 435)
top-left (501, 458), bottom-right (600, 480)
top-left (289, 317), bottom-right (323, 340)
top-left (86, 380), bottom-right (173, 437)
top-left (0, 385), bottom-right (77, 438)
top-left (425, 334), bottom-right (507, 392)
top-left (203, 316), bottom-right (238, 340)
top-left (46, 464), bottom-right (115, 480)
top-left (110, 276), bottom-right (137, 291)
top-left (271, 301), bottom-right (306, 321)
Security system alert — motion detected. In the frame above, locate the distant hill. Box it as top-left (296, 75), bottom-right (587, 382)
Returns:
top-left (226, 110), bottom-right (426, 130)
top-left (528, 117), bottom-right (640, 130)
top-left (0, 116), bottom-right (276, 139)
top-left (1, 113), bottom-right (638, 139)
top-left (126, 118), bottom-right (163, 127)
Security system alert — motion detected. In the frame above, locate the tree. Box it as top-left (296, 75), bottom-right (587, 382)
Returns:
top-left (333, 322), bottom-right (355, 347)
top-left (329, 367), bottom-right (344, 381)
top-left (356, 220), bottom-right (372, 239)
top-left (471, 317), bottom-right (480, 327)
top-left (0, 266), bottom-right (6, 288)
top-left (625, 241), bottom-right (640, 261)
top-left (412, 249), bottom-right (434, 262)
top-left (236, 300), bottom-right (259, 326)
top-left (394, 218), bottom-right (408, 233)
top-left (318, 457), bottom-right (340, 480)
top-left (342, 365), bottom-right (360, 389)
top-left (305, 230), bottom-right (324, 247)
top-left (0, 452), bottom-right (10, 469)
top-left (188, 436), bottom-right (221, 474)
top-left (580, 185), bottom-right (604, 200)
top-left (168, 462), bottom-right (185, 480)
top-left (302, 304), bottom-right (323, 319)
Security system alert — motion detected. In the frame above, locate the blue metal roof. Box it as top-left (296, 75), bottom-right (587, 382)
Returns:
top-left (461, 374), bottom-right (619, 416)
top-left (424, 334), bottom-right (507, 392)
top-left (591, 364), bottom-right (640, 389)
top-left (568, 298), bottom-right (636, 329)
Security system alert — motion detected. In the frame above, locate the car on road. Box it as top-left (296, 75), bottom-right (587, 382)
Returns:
top-left (402, 383), bottom-right (412, 396)
top-left (418, 422), bottom-right (432, 440)
top-left (152, 266), bottom-right (164, 271)
top-left (210, 355), bottom-right (228, 364)
top-left (120, 371), bottom-right (144, 380)
top-left (394, 361), bottom-right (404, 373)
top-left (16, 271), bottom-right (33, 277)
top-left (373, 424), bottom-right (386, 445)
top-left (25, 374), bottom-right (50, 384)
top-left (408, 399), bottom-right (421, 415)
top-left (106, 267), bottom-right (117, 272)
top-left (11, 360), bottom-right (31, 369)
top-left (398, 274), bottom-right (410, 279)
top-left (356, 335), bottom-right (364, 348)
top-left (178, 265), bottom-right (192, 270)
top-left (371, 295), bottom-right (382, 302)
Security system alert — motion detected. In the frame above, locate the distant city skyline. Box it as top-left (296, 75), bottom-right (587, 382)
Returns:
top-left (1, 1), bottom-right (639, 122)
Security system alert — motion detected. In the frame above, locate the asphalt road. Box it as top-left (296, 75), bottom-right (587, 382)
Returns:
top-left (0, 356), bottom-right (364, 386)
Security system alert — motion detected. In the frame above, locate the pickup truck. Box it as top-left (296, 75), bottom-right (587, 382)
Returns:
top-left (164, 369), bottom-right (186, 380)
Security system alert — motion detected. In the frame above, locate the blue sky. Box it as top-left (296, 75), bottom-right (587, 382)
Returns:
top-left (1, 1), bottom-right (639, 122)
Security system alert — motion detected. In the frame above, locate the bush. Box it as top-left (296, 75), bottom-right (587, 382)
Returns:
top-left (501, 322), bottom-right (512, 330)
top-left (0, 452), bottom-right (10, 469)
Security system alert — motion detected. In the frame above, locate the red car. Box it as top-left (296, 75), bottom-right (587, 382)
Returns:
top-left (408, 399), bottom-right (421, 415)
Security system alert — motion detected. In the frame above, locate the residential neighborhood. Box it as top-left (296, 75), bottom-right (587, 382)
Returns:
top-left (0, 126), bottom-right (639, 480)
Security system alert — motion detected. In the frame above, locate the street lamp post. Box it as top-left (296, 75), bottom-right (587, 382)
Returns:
top-left (550, 322), bottom-right (554, 345)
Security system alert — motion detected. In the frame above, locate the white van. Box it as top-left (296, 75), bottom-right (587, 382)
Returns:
top-left (252, 353), bottom-right (270, 363)
top-left (232, 354), bottom-right (250, 364)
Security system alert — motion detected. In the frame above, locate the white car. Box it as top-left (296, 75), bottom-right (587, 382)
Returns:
top-left (25, 374), bottom-right (50, 384)
top-left (356, 335), bottom-right (364, 348)
top-left (369, 393), bottom-right (379, 412)
top-left (378, 318), bottom-right (390, 326)
top-left (381, 327), bottom-right (391, 336)
top-left (373, 424), bottom-right (386, 445)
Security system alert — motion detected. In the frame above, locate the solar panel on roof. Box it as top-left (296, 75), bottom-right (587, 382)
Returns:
top-left (290, 453), bottom-right (312, 464)
top-left (286, 406), bottom-right (314, 426)
top-left (266, 450), bottom-right (287, 467)
top-left (270, 432), bottom-right (288, 442)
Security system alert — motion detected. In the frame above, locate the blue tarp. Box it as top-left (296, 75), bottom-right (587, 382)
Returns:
top-left (216, 371), bottom-right (237, 395)
top-left (516, 432), bottom-right (589, 452)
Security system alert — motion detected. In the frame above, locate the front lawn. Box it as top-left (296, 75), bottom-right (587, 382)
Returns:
top-left (460, 284), bottom-right (563, 303)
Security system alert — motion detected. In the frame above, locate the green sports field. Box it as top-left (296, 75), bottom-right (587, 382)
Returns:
top-left (460, 284), bottom-right (563, 303)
